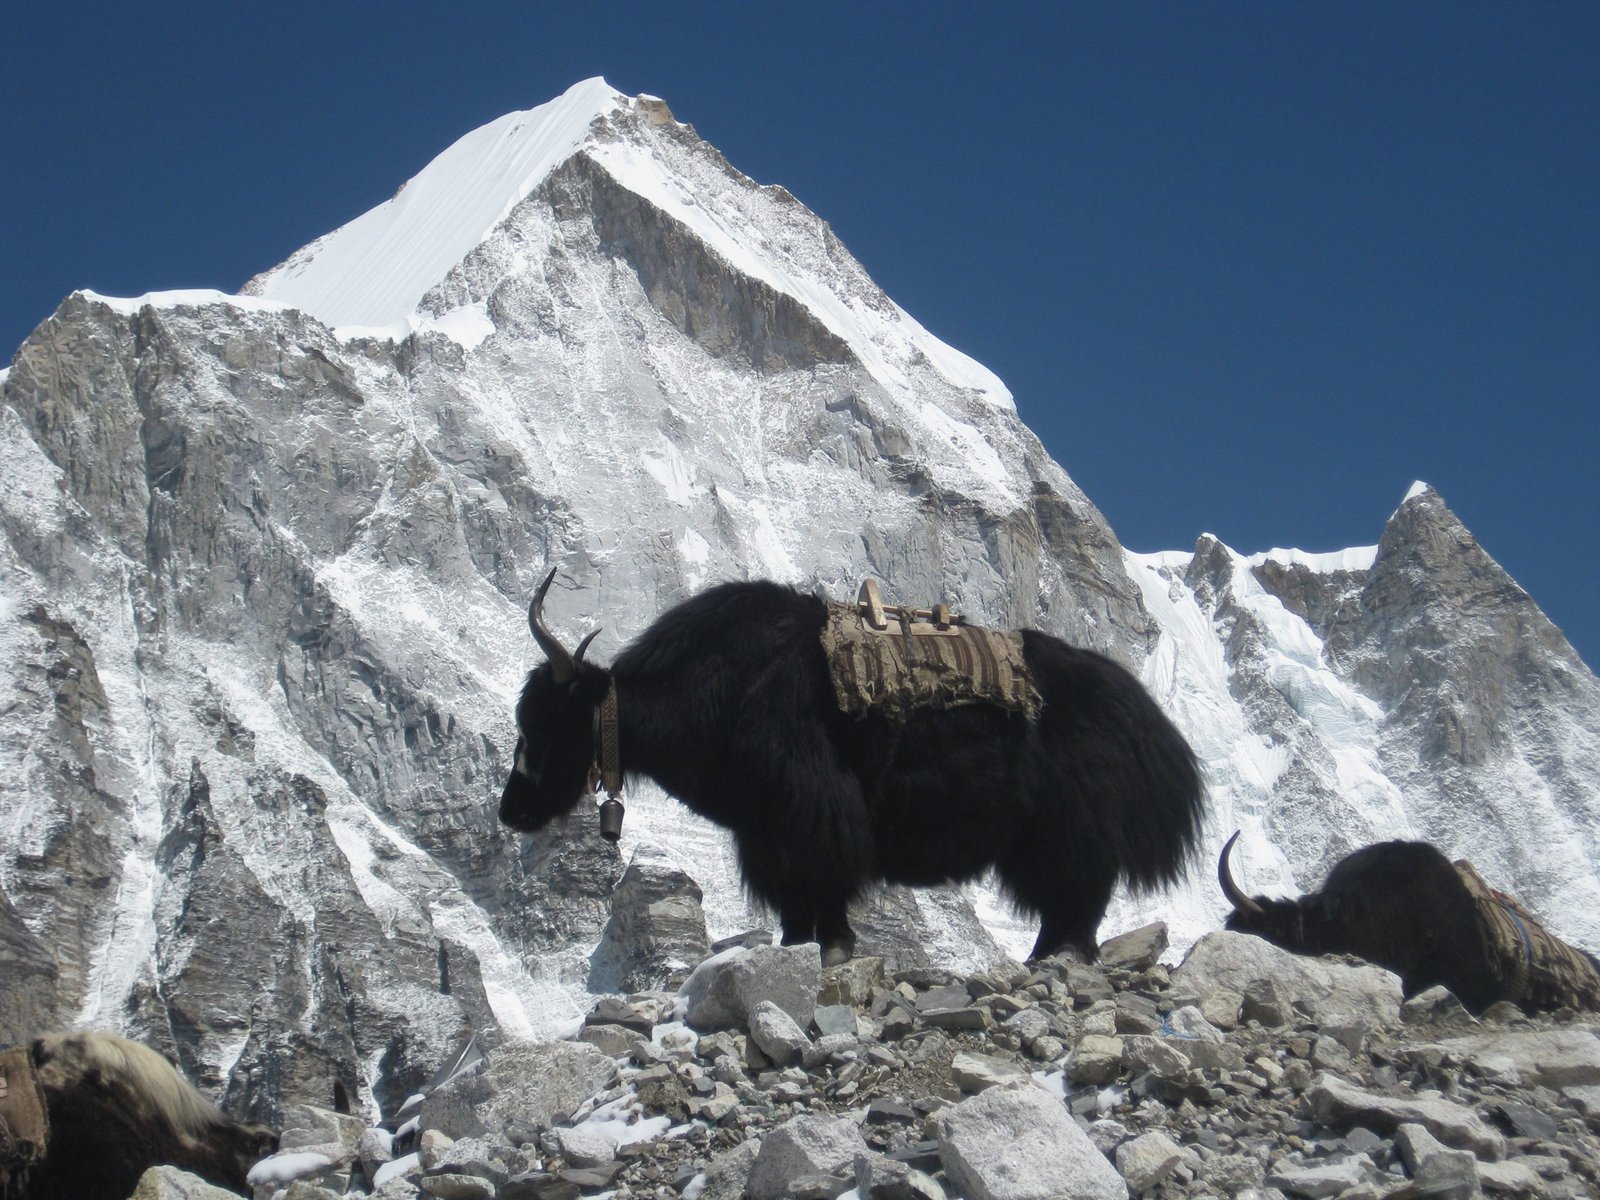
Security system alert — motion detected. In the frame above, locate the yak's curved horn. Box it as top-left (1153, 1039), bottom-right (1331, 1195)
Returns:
top-left (575, 629), bottom-right (602, 663)
top-left (529, 568), bottom-right (577, 683)
top-left (1218, 831), bottom-right (1266, 916)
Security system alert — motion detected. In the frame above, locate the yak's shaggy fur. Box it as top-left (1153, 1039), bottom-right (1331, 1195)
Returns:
top-left (501, 579), bottom-right (1206, 963)
top-left (21, 1031), bottom-right (276, 1200)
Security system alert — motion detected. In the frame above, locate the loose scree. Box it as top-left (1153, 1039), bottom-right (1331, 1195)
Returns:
top-left (500, 574), bottom-right (1205, 965)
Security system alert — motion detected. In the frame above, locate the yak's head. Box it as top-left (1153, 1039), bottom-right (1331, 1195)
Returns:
top-left (499, 569), bottom-right (610, 833)
top-left (1217, 830), bottom-right (1328, 953)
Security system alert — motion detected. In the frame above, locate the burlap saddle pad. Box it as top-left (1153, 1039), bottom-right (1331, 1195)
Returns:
top-left (0, 1045), bottom-right (49, 1199)
top-left (821, 583), bottom-right (1041, 725)
top-left (1454, 860), bottom-right (1600, 1012)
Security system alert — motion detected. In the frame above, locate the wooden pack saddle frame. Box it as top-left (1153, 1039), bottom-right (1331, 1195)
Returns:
top-left (854, 579), bottom-right (963, 636)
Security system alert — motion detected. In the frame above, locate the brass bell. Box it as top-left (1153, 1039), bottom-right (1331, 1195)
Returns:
top-left (598, 797), bottom-right (625, 842)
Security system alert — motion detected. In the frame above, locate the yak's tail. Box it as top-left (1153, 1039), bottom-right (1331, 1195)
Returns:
top-left (1119, 704), bottom-right (1206, 892)
top-left (1023, 632), bottom-right (1206, 892)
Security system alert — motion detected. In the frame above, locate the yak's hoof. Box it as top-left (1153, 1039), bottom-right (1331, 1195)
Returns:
top-left (820, 943), bottom-right (853, 968)
top-left (1027, 945), bottom-right (1094, 968)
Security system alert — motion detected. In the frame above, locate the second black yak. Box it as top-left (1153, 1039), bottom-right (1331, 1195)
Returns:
top-left (499, 574), bottom-right (1205, 965)
top-left (1218, 832), bottom-right (1600, 1014)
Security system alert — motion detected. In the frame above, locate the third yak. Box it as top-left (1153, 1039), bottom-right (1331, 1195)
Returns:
top-left (499, 575), bottom-right (1205, 965)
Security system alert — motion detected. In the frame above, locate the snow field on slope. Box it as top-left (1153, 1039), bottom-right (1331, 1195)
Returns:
top-left (1218, 552), bottom-right (1410, 833)
top-left (69, 574), bottom-right (167, 1028)
top-left (1125, 551), bottom-right (1329, 901)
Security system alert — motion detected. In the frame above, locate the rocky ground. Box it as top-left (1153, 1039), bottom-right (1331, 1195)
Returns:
top-left (138, 926), bottom-right (1600, 1200)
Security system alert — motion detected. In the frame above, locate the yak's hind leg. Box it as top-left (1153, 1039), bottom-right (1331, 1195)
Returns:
top-left (999, 838), bottom-right (1118, 963)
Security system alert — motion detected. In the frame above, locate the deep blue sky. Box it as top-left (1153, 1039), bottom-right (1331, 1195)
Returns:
top-left (5, 3), bottom-right (1596, 667)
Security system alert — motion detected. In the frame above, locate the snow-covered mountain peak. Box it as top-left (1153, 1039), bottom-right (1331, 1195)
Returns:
top-left (243, 77), bottom-right (629, 330)
top-left (243, 78), bottom-right (1012, 412)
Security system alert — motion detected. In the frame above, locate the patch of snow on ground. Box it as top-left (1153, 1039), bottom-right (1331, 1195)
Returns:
top-left (573, 1092), bottom-right (674, 1150)
top-left (373, 1153), bottom-right (422, 1188)
top-left (248, 1149), bottom-right (337, 1187)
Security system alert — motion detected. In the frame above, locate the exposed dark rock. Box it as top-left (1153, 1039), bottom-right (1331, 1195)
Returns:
top-left (587, 849), bottom-right (710, 994)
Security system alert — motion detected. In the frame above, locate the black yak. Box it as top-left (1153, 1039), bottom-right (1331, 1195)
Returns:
top-left (8, 1031), bottom-right (277, 1200)
top-left (499, 573), bottom-right (1205, 965)
top-left (1218, 832), bottom-right (1600, 1014)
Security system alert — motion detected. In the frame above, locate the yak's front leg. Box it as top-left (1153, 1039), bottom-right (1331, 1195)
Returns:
top-left (775, 893), bottom-right (854, 966)
top-left (813, 897), bottom-right (856, 968)
top-left (776, 894), bottom-right (817, 948)
top-left (730, 711), bottom-right (873, 965)
top-left (776, 896), bottom-right (854, 967)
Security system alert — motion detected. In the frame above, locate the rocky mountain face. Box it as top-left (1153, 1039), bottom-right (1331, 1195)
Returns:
top-left (2, 78), bottom-right (1597, 1129)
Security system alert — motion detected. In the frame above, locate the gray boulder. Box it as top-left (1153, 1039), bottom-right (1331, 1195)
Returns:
top-left (277, 1103), bottom-right (367, 1153)
top-left (129, 1167), bottom-right (247, 1199)
top-left (587, 847), bottom-right (711, 993)
top-left (420, 1041), bottom-right (618, 1144)
top-left (748, 998), bottom-right (811, 1064)
top-left (679, 942), bottom-right (822, 1031)
top-left (1263, 1154), bottom-right (1377, 1199)
top-left (855, 1150), bottom-right (948, 1200)
top-left (1410, 1026), bottom-right (1600, 1089)
top-left (1172, 931), bottom-right (1404, 1027)
top-left (1305, 1072), bottom-right (1506, 1159)
top-left (1097, 923), bottom-right (1168, 972)
top-left (745, 1114), bottom-right (869, 1200)
top-left (935, 1081), bottom-right (1127, 1200)
top-left (696, 1137), bottom-right (763, 1200)
top-left (1114, 1130), bottom-right (1186, 1196)
top-left (1394, 1123), bottom-right (1482, 1200)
